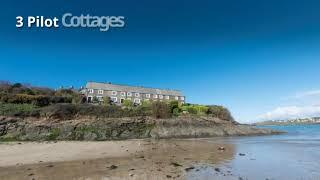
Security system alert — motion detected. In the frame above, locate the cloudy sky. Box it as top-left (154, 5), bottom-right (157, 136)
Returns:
top-left (1, 0), bottom-right (320, 123)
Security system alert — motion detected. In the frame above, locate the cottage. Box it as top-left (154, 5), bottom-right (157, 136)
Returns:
top-left (82, 81), bottom-right (185, 105)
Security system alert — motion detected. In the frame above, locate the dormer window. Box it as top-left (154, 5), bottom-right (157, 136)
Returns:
top-left (165, 95), bottom-right (170, 100)
top-left (159, 95), bottom-right (163, 99)
top-left (153, 94), bottom-right (158, 99)
top-left (146, 94), bottom-right (151, 98)
top-left (112, 91), bottom-right (117, 95)
top-left (98, 90), bottom-right (104, 94)
top-left (88, 89), bottom-right (94, 94)
top-left (121, 92), bottom-right (126, 96)
top-left (175, 96), bottom-right (179, 100)
top-left (127, 92), bottom-right (132, 97)
top-left (180, 96), bottom-right (185, 101)
top-left (135, 93), bottom-right (140, 97)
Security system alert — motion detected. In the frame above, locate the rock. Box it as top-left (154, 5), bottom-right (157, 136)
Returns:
top-left (166, 175), bottom-right (172, 178)
top-left (46, 164), bottom-right (54, 168)
top-left (218, 147), bottom-right (225, 151)
top-left (108, 165), bottom-right (118, 170)
top-left (170, 162), bottom-right (182, 167)
top-left (185, 166), bottom-right (195, 172)
top-left (239, 153), bottom-right (246, 156)
top-left (28, 173), bottom-right (34, 176)
top-left (129, 173), bottom-right (134, 176)
top-left (214, 168), bottom-right (220, 172)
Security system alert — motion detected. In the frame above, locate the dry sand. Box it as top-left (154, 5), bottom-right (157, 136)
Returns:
top-left (0, 140), bottom-right (236, 180)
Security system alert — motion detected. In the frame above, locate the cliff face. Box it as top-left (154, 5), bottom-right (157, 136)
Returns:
top-left (0, 116), bottom-right (283, 141)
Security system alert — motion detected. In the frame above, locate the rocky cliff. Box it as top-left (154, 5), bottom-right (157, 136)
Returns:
top-left (0, 116), bottom-right (283, 141)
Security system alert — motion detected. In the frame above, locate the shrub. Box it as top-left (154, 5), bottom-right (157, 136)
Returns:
top-left (169, 100), bottom-right (179, 113)
top-left (103, 96), bottom-right (112, 106)
top-left (207, 105), bottom-right (234, 121)
top-left (123, 99), bottom-right (134, 108)
top-left (0, 103), bottom-right (38, 116)
top-left (186, 106), bottom-right (198, 114)
top-left (151, 101), bottom-right (171, 119)
top-left (172, 108), bottom-right (181, 116)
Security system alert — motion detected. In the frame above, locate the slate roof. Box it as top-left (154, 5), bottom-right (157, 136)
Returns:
top-left (86, 82), bottom-right (184, 96)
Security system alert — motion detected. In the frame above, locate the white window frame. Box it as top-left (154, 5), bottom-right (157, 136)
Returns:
top-left (153, 94), bottom-right (158, 99)
top-left (98, 90), bottom-right (104, 94)
top-left (165, 95), bottom-right (170, 100)
top-left (175, 96), bottom-right (179, 100)
top-left (112, 91), bottom-right (117, 95)
top-left (159, 95), bottom-right (163, 99)
top-left (121, 92), bottom-right (126, 96)
top-left (111, 97), bottom-right (118, 102)
top-left (180, 96), bottom-right (185, 101)
top-left (146, 94), bottom-right (151, 98)
top-left (127, 92), bottom-right (132, 97)
top-left (135, 93), bottom-right (140, 97)
top-left (134, 98), bottom-right (141, 104)
top-left (88, 89), bottom-right (94, 94)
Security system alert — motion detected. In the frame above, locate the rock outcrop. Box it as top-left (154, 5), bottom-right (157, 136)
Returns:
top-left (0, 116), bottom-right (284, 141)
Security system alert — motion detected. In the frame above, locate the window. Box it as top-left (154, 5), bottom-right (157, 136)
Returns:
top-left (146, 94), bottom-right (151, 98)
top-left (98, 90), bottom-right (104, 94)
top-left (175, 96), bottom-right (179, 100)
top-left (135, 93), bottom-right (140, 97)
top-left (88, 89), bottom-right (94, 94)
top-left (121, 92), bottom-right (126, 96)
top-left (165, 95), bottom-right (170, 100)
top-left (112, 91), bottom-right (117, 95)
top-left (134, 98), bottom-right (141, 104)
top-left (127, 92), bottom-right (132, 97)
top-left (159, 95), bottom-right (163, 99)
top-left (120, 98), bottom-right (125, 103)
top-left (180, 96), bottom-right (185, 101)
top-left (87, 96), bottom-right (93, 103)
top-left (111, 97), bottom-right (117, 102)
top-left (153, 94), bottom-right (158, 99)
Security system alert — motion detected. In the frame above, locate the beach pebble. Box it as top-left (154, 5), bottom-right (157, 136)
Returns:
top-left (185, 166), bottom-right (195, 172)
top-left (108, 165), bottom-right (118, 170)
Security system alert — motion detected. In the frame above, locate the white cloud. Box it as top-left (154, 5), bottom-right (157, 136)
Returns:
top-left (293, 90), bottom-right (320, 99)
top-left (257, 105), bottom-right (320, 121)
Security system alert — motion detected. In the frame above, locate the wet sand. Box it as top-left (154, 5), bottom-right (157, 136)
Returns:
top-left (0, 140), bottom-right (236, 180)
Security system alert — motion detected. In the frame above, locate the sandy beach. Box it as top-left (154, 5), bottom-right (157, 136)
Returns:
top-left (0, 140), bottom-right (235, 180)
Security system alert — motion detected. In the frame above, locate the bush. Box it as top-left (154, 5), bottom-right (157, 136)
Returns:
top-left (123, 99), bottom-right (134, 108)
top-left (172, 108), bottom-right (181, 116)
top-left (207, 105), bottom-right (234, 121)
top-left (151, 101), bottom-right (171, 119)
top-left (186, 106), bottom-right (198, 114)
top-left (0, 103), bottom-right (38, 116)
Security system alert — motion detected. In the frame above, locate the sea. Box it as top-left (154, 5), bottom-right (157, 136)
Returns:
top-left (187, 124), bottom-right (320, 180)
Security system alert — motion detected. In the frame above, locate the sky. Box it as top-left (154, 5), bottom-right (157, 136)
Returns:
top-left (1, 0), bottom-right (320, 123)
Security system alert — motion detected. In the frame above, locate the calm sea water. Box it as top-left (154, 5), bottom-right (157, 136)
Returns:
top-left (188, 125), bottom-right (320, 180)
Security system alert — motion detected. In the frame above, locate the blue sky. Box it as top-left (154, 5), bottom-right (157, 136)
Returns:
top-left (1, 0), bottom-right (320, 122)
